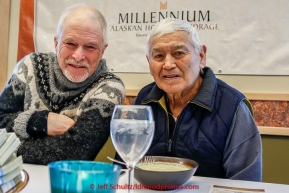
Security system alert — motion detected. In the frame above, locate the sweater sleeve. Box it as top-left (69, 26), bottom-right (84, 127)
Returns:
top-left (26, 110), bottom-right (49, 137)
top-left (223, 101), bottom-right (262, 181)
top-left (0, 56), bottom-right (32, 139)
top-left (16, 77), bottom-right (125, 165)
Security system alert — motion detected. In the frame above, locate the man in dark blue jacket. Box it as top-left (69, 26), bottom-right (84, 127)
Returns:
top-left (133, 18), bottom-right (262, 181)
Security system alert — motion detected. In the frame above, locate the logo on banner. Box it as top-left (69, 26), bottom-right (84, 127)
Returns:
top-left (109, 1), bottom-right (219, 37)
top-left (160, 2), bottom-right (167, 10)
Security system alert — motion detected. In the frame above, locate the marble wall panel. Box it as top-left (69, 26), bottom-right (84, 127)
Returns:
top-left (251, 100), bottom-right (289, 127)
top-left (124, 97), bottom-right (289, 127)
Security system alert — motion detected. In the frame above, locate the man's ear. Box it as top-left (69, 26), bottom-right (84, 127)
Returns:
top-left (101, 44), bottom-right (108, 57)
top-left (54, 36), bottom-right (58, 52)
top-left (146, 55), bottom-right (153, 75)
top-left (200, 45), bottom-right (207, 68)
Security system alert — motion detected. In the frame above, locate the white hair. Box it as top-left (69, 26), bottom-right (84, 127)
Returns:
top-left (147, 18), bottom-right (202, 56)
top-left (56, 3), bottom-right (107, 46)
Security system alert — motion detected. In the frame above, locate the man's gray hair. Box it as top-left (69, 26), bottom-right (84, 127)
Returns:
top-left (147, 18), bottom-right (202, 56)
top-left (56, 3), bottom-right (107, 47)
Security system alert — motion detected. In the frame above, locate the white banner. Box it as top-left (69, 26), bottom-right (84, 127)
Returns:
top-left (35, 0), bottom-right (289, 75)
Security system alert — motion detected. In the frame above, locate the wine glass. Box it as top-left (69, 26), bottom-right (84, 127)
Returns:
top-left (110, 105), bottom-right (155, 193)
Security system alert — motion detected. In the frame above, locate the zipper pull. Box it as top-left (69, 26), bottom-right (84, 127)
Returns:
top-left (168, 139), bottom-right (172, 152)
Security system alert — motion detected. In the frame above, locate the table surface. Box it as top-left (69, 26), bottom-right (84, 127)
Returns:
top-left (20, 164), bottom-right (289, 193)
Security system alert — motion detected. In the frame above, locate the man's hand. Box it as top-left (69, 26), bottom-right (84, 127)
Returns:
top-left (47, 112), bottom-right (76, 136)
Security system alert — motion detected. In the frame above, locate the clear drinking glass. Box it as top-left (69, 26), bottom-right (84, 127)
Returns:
top-left (110, 105), bottom-right (155, 193)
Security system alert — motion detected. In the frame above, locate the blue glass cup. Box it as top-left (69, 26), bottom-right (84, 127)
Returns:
top-left (48, 160), bottom-right (121, 193)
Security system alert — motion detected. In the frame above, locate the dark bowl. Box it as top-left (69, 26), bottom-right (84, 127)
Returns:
top-left (134, 156), bottom-right (198, 190)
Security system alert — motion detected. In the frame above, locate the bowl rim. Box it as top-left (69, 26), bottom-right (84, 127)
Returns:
top-left (135, 156), bottom-right (198, 173)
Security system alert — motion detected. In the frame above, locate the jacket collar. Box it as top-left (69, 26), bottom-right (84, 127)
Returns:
top-left (190, 67), bottom-right (217, 111)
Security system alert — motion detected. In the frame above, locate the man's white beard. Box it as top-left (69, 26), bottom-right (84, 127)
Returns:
top-left (63, 69), bottom-right (89, 83)
top-left (62, 58), bottom-right (90, 83)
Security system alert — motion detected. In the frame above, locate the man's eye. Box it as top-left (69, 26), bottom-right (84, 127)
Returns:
top-left (175, 51), bottom-right (185, 56)
top-left (85, 46), bottom-right (95, 50)
top-left (153, 54), bottom-right (163, 59)
top-left (66, 42), bottom-right (75, 47)
top-left (174, 51), bottom-right (187, 58)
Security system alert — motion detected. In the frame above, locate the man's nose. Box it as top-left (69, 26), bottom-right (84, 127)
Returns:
top-left (72, 47), bottom-right (85, 61)
top-left (163, 55), bottom-right (176, 70)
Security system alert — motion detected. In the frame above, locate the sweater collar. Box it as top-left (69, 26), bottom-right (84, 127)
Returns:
top-left (48, 54), bottom-right (108, 105)
top-left (51, 56), bottom-right (108, 91)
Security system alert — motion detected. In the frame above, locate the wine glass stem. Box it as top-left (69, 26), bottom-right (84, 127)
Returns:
top-left (127, 165), bottom-right (134, 193)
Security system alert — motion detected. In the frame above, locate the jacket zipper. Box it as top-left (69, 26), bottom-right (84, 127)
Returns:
top-left (168, 103), bottom-right (188, 153)
top-left (167, 113), bottom-right (172, 152)
top-left (154, 99), bottom-right (174, 153)
top-left (168, 139), bottom-right (172, 152)
top-left (163, 104), bottom-right (173, 153)
top-left (168, 121), bottom-right (177, 152)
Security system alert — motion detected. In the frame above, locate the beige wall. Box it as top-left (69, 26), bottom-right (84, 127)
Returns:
top-left (7, 0), bottom-right (20, 79)
top-left (0, 0), bottom-right (10, 89)
top-left (8, 0), bottom-right (289, 94)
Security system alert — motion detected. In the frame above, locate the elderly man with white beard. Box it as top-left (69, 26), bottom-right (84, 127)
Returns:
top-left (0, 4), bottom-right (125, 165)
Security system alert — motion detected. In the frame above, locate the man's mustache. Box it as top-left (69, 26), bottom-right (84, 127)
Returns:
top-left (65, 59), bottom-right (89, 68)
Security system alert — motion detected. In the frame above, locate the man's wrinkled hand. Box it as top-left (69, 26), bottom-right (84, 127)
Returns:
top-left (47, 112), bottom-right (76, 136)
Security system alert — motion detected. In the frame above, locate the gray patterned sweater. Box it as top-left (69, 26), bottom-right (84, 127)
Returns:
top-left (0, 52), bottom-right (125, 165)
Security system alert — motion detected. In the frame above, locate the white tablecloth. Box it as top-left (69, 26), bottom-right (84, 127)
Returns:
top-left (20, 164), bottom-right (289, 193)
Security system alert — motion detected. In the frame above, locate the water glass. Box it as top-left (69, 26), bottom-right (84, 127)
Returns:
top-left (110, 105), bottom-right (155, 193)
